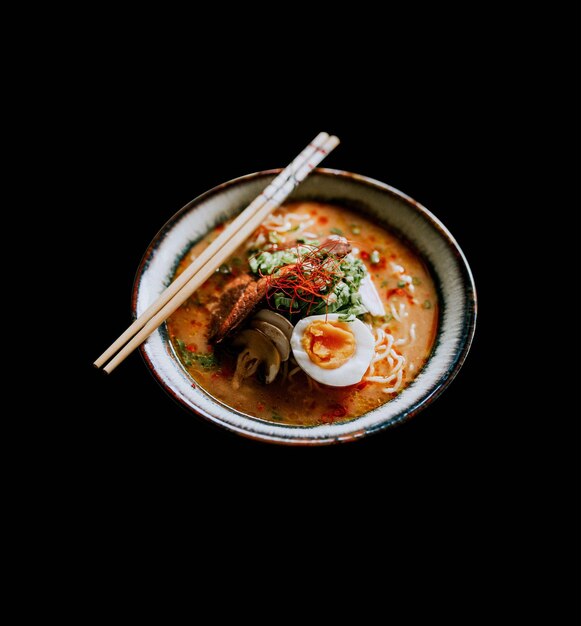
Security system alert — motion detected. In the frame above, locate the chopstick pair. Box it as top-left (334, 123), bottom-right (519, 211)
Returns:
top-left (94, 132), bottom-right (340, 373)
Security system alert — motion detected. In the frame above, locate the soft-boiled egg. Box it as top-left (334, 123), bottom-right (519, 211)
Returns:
top-left (290, 314), bottom-right (375, 386)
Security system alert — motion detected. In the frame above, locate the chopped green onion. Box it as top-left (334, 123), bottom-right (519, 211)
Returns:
top-left (250, 249), bottom-right (299, 275)
top-left (174, 339), bottom-right (219, 369)
top-left (175, 339), bottom-right (193, 366)
top-left (350, 224), bottom-right (361, 235)
top-left (274, 293), bottom-right (299, 309)
top-left (397, 280), bottom-right (407, 288)
top-left (423, 300), bottom-right (432, 309)
top-left (330, 227), bottom-right (344, 236)
top-left (380, 280), bottom-right (388, 288)
top-left (268, 231), bottom-right (281, 244)
top-left (338, 313), bottom-right (356, 322)
top-left (296, 237), bottom-right (320, 245)
top-left (194, 353), bottom-right (219, 369)
top-left (412, 276), bottom-right (421, 285)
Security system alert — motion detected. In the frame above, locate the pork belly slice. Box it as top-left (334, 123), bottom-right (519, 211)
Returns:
top-left (210, 272), bottom-right (284, 344)
top-left (207, 274), bottom-right (254, 341)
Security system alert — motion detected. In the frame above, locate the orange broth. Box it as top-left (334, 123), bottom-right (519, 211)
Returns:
top-left (166, 202), bottom-right (438, 426)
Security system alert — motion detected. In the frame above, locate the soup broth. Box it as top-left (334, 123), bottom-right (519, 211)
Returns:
top-left (167, 202), bottom-right (438, 426)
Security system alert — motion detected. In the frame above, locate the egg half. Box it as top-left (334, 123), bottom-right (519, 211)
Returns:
top-left (290, 314), bottom-right (375, 387)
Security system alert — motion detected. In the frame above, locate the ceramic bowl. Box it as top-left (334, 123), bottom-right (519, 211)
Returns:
top-left (133, 169), bottom-right (476, 444)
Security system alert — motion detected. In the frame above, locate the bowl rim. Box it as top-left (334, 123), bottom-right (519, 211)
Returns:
top-left (133, 167), bottom-right (477, 445)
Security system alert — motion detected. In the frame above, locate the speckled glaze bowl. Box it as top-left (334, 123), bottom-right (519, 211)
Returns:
top-left (133, 169), bottom-right (476, 445)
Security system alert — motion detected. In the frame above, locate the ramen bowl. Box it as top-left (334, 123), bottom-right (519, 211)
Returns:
top-left (133, 168), bottom-right (476, 445)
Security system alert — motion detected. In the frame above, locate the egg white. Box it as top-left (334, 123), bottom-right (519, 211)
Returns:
top-left (290, 314), bottom-right (375, 387)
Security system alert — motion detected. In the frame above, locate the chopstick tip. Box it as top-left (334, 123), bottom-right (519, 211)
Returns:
top-left (93, 362), bottom-right (110, 375)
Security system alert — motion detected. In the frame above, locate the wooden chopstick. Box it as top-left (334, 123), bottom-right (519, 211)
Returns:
top-left (95, 132), bottom-right (340, 373)
top-left (94, 132), bottom-right (330, 370)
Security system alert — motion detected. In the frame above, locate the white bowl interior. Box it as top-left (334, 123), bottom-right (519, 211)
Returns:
top-left (135, 169), bottom-right (476, 444)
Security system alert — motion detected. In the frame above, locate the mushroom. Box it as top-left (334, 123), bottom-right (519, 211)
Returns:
top-left (252, 309), bottom-right (294, 340)
top-left (250, 320), bottom-right (291, 361)
top-left (232, 329), bottom-right (281, 390)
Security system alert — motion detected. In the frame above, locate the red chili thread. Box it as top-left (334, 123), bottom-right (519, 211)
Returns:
top-left (261, 242), bottom-right (345, 316)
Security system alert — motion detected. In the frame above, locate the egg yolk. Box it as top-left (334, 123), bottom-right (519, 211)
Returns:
top-left (301, 320), bottom-right (356, 369)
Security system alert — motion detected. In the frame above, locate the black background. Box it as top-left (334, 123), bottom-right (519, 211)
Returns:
top-left (53, 7), bottom-right (578, 615)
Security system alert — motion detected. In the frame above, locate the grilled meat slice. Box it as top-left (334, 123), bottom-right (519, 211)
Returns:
top-left (207, 274), bottom-right (254, 341)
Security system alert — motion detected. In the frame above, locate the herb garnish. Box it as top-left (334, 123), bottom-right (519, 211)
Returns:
top-left (175, 339), bottom-right (219, 369)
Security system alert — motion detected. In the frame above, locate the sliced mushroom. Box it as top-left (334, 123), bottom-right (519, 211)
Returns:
top-left (232, 329), bottom-right (281, 389)
top-left (250, 320), bottom-right (290, 361)
top-left (252, 309), bottom-right (294, 341)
